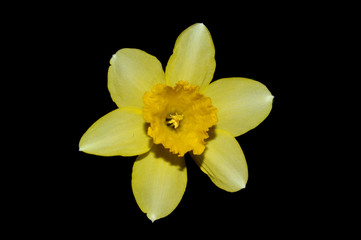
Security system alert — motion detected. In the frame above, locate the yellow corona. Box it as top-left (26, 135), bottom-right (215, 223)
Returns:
top-left (143, 81), bottom-right (218, 157)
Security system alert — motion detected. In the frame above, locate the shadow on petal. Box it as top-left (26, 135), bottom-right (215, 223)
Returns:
top-left (137, 141), bottom-right (186, 171)
top-left (191, 126), bottom-right (217, 168)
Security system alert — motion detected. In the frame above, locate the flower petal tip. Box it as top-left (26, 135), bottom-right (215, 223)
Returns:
top-left (78, 144), bottom-right (85, 152)
top-left (228, 182), bottom-right (247, 193)
top-left (194, 22), bottom-right (207, 31)
top-left (263, 93), bottom-right (274, 103)
top-left (147, 214), bottom-right (156, 223)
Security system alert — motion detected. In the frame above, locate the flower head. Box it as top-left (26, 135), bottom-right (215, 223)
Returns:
top-left (79, 23), bottom-right (273, 222)
top-left (143, 81), bottom-right (218, 156)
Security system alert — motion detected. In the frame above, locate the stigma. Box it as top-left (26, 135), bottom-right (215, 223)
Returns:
top-left (166, 113), bottom-right (184, 129)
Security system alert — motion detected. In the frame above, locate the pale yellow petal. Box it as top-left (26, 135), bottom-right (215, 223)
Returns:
top-left (132, 144), bottom-right (187, 222)
top-left (203, 77), bottom-right (273, 137)
top-left (108, 48), bottom-right (165, 109)
top-left (79, 108), bottom-right (152, 156)
top-left (191, 129), bottom-right (248, 192)
top-left (165, 23), bottom-right (215, 91)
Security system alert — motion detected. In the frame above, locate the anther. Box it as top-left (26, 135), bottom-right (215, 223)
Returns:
top-left (166, 113), bottom-right (184, 129)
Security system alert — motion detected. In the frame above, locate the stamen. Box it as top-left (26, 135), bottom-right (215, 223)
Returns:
top-left (166, 113), bottom-right (184, 129)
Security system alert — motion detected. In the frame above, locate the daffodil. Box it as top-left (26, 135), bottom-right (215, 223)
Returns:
top-left (79, 23), bottom-right (274, 222)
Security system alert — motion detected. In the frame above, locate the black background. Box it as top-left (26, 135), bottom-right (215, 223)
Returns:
top-left (15, 4), bottom-right (337, 237)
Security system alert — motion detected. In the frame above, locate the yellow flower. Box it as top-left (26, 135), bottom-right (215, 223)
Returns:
top-left (79, 23), bottom-right (274, 222)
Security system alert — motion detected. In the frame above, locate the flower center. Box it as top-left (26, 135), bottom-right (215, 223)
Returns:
top-left (166, 113), bottom-right (184, 129)
top-left (142, 81), bottom-right (218, 157)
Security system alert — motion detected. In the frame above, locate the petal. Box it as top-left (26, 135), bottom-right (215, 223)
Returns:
top-left (191, 129), bottom-right (248, 192)
top-left (132, 144), bottom-right (187, 222)
top-left (203, 77), bottom-right (273, 137)
top-left (108, 48), bottom-right (165, 109)
top-left (79, 108), bottom-right (152, 156)
top-left (165, 23), bottom-right (216, 91)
